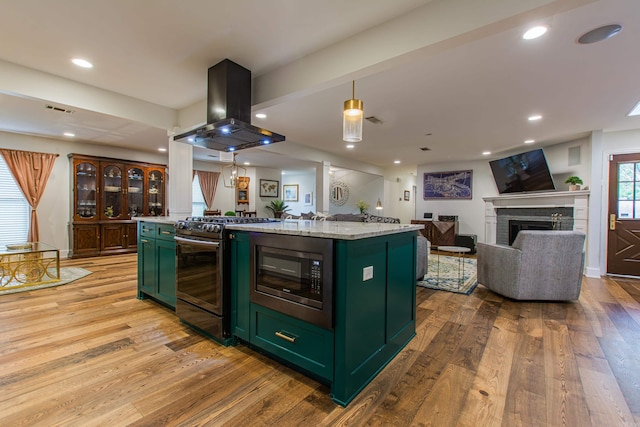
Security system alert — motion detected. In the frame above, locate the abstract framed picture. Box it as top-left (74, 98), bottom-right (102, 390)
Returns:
top-left (259, 179), bottom-right (279, 197)
top-left (283, 184), bottom-right (299, 202)
top-left (304, 192), bottom-right (313, 205)
top-left (423, 170), bottom-right (472, 199)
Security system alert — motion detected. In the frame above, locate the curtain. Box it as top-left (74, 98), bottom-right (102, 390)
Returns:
top-left (196, 171), bottom-right (220, 210)
top-left (0, 149), bottom-right (58, 242)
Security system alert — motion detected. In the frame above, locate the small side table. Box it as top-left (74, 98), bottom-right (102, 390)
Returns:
top-left (0, 242), bottom-right (60, 288)
top-left (435, 245), bottom-right (471, 289)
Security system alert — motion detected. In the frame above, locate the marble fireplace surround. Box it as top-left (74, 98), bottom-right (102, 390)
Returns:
top-left (483, 190), bottom-right (589, 244)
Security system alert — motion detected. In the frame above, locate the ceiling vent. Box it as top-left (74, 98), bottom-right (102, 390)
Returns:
top-left (365, 116), bottom-right (383, 125)
top-left (45, 104), bottom-right (74, 114)
top-left (420, 147), bottom-right (431, 151)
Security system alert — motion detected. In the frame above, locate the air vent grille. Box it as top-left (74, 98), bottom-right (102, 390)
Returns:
top-left (420, 147), bottom-right (431, 151)
top-left (45, 105), bottom-right (74, 114)
top-left (365, 116), bottom-right (383, 124)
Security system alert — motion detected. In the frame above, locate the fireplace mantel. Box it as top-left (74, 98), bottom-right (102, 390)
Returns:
top-left (483, 190), bottom-right (589, 243)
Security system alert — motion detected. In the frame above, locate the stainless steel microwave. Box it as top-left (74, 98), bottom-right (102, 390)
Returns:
top-left (250, 233), bottom-right (333, 329)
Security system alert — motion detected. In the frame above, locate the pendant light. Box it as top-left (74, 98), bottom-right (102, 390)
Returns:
top-left (375, 198), bottom-right (383, 210)
top-left (343, 80), bottom-right (363, 142)
top-left (222, 153), bottom-right (247, 188)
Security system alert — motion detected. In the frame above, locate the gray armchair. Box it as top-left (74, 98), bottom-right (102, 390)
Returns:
top-left (477, 230), bottom-right (586, 300)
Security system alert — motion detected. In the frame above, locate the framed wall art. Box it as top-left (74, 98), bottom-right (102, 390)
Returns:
top-left (404, 190), bottom-right (410, 201)
top-left (283, 184), bottom-right (299, 202)
top-left (423, 170), bottom-right (472, 199)
top-left (259, 179), bottom-right (279, 197)
top-left (304, 192), bottom-right (313, 205)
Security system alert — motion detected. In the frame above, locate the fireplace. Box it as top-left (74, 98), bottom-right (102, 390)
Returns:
top-left (483, 190), bottom-right (589, 245)
top-left (508, 220), bottom-right (554, 245)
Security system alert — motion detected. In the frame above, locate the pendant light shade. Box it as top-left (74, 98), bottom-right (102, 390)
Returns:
top-left (343, 81), bottom-right (363, 142)
top-left (222, 153), bottom-right (247, 188)
top-left (375, 198), bottom-right (383, 210)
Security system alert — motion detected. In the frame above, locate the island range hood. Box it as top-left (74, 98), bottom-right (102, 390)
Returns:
top-left (173, 59), bottom-right (285, 152)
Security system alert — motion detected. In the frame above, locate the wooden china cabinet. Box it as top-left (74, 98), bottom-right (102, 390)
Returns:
top-left (69, 154), bottom-right (167, 258)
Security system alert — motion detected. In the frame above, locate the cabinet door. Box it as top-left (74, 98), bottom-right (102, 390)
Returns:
top-left (125, 223), bottom-right (138, 249)
top-left (73, 159), bottom-right (99, 221)
top-left (146, 168), bottom-right (165, 216)
top-left (101, 223), bottom-right (126, 252)
top-left (72, 224), bottom-right (100, 257)
top-left (156, 238), bottom-right (176, 308)
top-left (100, 163), bottom-right (125, 220)
top-left (230, 231), bottom-right (251, 341)
top-left (126, 166), bottom-right (144, 218)
top-left (138, 234), bottom-right (156, 296)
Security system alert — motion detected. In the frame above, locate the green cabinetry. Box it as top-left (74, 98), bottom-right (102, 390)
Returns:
top-left (229, 229), bottom-right (416, 406)
top-left (137, 221), bottom-right (176, 309)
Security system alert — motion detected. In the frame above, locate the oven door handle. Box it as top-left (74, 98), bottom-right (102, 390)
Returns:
top-left (174, 236), bottom-right (220, 248)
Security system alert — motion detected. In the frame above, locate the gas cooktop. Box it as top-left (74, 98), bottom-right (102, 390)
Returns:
top-left (175, 216), bottom-right (278, 240)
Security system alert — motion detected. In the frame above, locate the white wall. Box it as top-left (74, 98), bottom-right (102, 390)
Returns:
top-left (281, 170), bottom-right (316, 215)
top-left (0, 132), bottom-right (168, 256)
top-left (415, 138), bottom-right (592, 243)
top-left (384, 171), bottom-right (417, 223)
top-left (328, 168), bottom-right (383, 215)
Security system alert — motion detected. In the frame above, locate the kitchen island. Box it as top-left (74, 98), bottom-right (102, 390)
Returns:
top-left (225, 220), bottom-right (422, 406)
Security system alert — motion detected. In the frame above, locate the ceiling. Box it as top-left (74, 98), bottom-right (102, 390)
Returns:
top-left (0, 0), bottom-right (639, 174)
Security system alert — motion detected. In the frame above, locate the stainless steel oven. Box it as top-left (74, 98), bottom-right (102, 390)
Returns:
top-left (250, 233), bottom-right (333, 329)
top-left (174, 216), bottom-right (278, 343)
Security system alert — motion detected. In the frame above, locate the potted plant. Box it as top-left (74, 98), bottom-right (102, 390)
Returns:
top-left (265, 199), bottom-right (290, 218)
top-left (355, 200), bottom-right (369, 214)
top-left (565, 176), bottom-right (583, 191)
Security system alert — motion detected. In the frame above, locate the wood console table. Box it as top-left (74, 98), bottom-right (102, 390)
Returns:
top-left (411, 220), bottom-right (459, 246)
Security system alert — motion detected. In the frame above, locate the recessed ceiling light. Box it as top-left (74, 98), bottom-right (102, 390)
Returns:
top-left (578, 24), bottom-right (622, 44)
top-left (243, 162), bottom-right (250, 165)
top-left (63, 132), bottom-right (75, 137)
top-left (482, 151), bottom-right (491, 156)
top-left (281, 171), bottom-right (286, 175)
top-left (523, 25), bottom-right (548, 40)
top-left (528, 114), bottom-right (542, 121)
top-left (71, 58), bottom-right (93, 68)
top-left (158, 148), bottom-right (167, 152)
top-left (524, 139), bottom-right (535, 144)
top-left (346, 144), bottom-right (355, 149)
top-left (628, 100), bottom-right (640, 116)
top-left (255, 113), bottom-right (267, 119)
top-left (394, 160), bottom-right (401, 164)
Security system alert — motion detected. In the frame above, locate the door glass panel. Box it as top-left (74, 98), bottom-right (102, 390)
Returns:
top-left (636, 162), bottom-right (640, 180)
top-left (618, 201), bottom-right (633, 219)
top-left (636, 201), bottom-right (640, 219)
top-left (618, 182), bottom-right (633, 200)
top-left (619, 163), bottom-right (634, 181)
top-left (148, 169), bottom-right (163, 216)
top-left (127, 167), bottom-right (144, 217)
top-left (103, 165), bottom-right (122, 218)
top-left (76, 162), bottom-right (97, 218)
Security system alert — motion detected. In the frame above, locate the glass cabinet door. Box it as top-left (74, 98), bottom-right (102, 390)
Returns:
top-left (102, 164), bottom-right (123, 219)
top-left (127, 166), bottom-right (144, 217)
top-left (75, 161), bottom-right (97, 219)
top-left (147, 169), bottom-right (164, 216)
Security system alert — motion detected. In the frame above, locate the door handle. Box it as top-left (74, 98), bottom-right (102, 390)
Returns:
top-left (610, 214), bottom-right (616, 230)
top-left (275, 331), bottom-right (297, 343)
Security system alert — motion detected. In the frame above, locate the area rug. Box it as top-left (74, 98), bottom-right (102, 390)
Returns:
top-left (417, 255), bottom-right (478, 295)
top-left (0, 267), bottom-right (92, 295)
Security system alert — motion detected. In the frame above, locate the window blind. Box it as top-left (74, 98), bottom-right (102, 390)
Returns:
top-left (0, 155), bottom-right (29, 243)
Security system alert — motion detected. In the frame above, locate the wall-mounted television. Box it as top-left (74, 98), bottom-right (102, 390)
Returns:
top-left (489, 148), bottom-right (556, 194)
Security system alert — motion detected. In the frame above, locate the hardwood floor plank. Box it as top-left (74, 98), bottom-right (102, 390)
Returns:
top-left (0, 254), bottom-right (639, 426)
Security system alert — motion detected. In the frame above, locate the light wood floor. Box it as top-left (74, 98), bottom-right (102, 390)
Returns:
top-left (1, 254), bottom-right (639, 427)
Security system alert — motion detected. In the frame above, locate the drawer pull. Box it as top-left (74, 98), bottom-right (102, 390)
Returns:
top-left (142, 228), bottom-right (152, 233)
top-left (275, 331), bottom-right (297, 344)
top-left (160, 230), bottom-right (172, 235)
top-left (141, 239), bottom-right (149, 243)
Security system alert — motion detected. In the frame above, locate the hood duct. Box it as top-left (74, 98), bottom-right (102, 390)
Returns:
top-left (173, 59), bottom-right (285, 152)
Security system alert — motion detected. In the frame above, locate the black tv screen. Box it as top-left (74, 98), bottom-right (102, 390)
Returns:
top-left (489, 148), bottom-right (556, 194)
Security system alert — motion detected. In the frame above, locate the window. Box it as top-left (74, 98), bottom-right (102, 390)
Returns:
top-left (192, 174), bottom-right (206, 217)
top-left (617, 161), bottom-right (640, 219)
top-left (0, 155), bottom-right (29, 242)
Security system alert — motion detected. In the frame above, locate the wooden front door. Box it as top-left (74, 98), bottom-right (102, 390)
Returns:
top-left (607, 153), bottom-right (640, 276)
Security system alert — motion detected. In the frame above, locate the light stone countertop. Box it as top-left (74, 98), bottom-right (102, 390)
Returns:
top-left (225, 220), bottom-right (423, 240)
top-left (131, 216), bottom-right (183, 225)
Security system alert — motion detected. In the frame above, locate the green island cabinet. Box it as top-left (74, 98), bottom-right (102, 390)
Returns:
top-left (137, 221), bottom-right (176, 309)
top-left (230, 229), bottom-right (417, 406)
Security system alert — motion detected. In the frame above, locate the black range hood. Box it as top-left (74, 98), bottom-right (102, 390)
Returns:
top-left (173, 59), bottom-right (285, 152)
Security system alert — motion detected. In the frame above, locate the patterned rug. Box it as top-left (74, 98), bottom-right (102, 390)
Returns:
top-left (0, 267), bottom-right (92, 295)
top-left (417, 255), bottom-right (478, 295)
